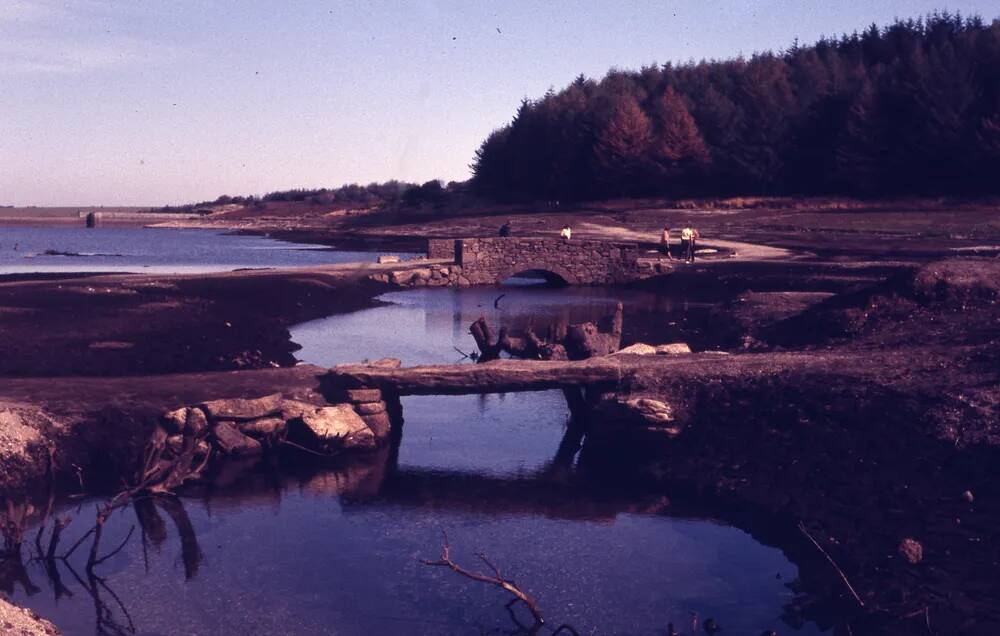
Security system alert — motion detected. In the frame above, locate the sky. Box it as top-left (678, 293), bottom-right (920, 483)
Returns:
top-left (1, 1), bottom-right (997, 206)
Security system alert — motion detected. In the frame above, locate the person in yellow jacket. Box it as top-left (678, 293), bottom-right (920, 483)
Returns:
top-left (680, 227), bottom-right (694, 262)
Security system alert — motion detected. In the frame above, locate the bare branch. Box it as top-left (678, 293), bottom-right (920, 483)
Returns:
top-left (421, 530), bottom-right (546, 630)
top-left (798, 521), bottom-right (865, 608)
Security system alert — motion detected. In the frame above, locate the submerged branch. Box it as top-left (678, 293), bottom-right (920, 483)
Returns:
top-left (798, 521), bottom-right (865, 608)
top-left (421, 530), bottom-right (579, 635)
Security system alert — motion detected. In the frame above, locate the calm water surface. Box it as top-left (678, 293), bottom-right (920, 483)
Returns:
top-left (6, 281), bottom-right (825, 634)
top-left (0, 226), bottom-right (410, 274)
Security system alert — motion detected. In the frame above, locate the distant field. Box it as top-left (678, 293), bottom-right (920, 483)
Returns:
top-left (0, 207), bottom-right (151, 218)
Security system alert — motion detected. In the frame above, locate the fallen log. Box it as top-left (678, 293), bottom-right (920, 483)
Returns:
top-left (326, 357), bottom-right (628, 395)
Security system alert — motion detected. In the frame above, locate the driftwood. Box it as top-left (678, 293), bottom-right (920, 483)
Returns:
top-left (468, 303), bottom-right (622, 363)
top-left (421, 530), bottom-right (579, 635)
top-left (70, 416), bottom-right (212, 573)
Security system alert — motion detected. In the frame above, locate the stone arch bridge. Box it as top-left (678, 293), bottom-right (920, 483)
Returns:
top-left (416, 237), bottom-right (666, 286)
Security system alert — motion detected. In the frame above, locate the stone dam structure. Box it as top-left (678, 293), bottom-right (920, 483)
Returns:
top-left (370, 237), bottom-right (672, 286)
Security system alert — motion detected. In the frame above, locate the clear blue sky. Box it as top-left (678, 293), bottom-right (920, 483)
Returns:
top-left (1, 1), bottom-right (996, 206)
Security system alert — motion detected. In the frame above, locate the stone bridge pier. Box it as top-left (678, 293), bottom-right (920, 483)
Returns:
top-left (420, 237), bottom-right (665, 286)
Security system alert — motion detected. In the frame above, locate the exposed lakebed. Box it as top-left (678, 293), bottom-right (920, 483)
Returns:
top-left (6, 279), bottom-right (828, 635)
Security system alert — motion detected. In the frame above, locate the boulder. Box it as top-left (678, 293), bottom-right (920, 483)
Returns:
top-left (613, 343), bottom-right (657, 356)
top-left (212, 420), bottom-right (263, 456)
top-left (161, 407), bottom-right (188, 434)
top-left (281, 399), bottom-right (322, 421)
top-left (293, 404), bottom-right (376, 450)
top-left (624, 398), bottom-right (676, 425)
top-left (360, 411), bottom-right (392, 439)
top-left (239, 417), bottom-right (286, 437)
top-left (202, 393), bottom-right (283, 420)
top-left (370, 358), bottom-right (402, 369)
top-left (655, 343), bottom-right (692, 355)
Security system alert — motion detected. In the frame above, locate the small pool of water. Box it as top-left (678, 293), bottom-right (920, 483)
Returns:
top-left (5, 283), bottom-right (824, 635)
top-left (0, 226), bottom-right (412, 274)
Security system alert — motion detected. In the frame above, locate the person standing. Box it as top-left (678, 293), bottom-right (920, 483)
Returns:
top-left (499, 220), bottom-right (512, 237)
top-left (680, 227), bottom-right (694, 262)
top-left (560, 225), bottom-right (572, 241)
top-left (659, 226), bottom-right (674, 260)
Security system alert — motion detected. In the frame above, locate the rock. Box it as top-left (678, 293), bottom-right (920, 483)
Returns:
top-left (342, 388), bottom-right (382, 402)
top-left (0, 597), bottom-right (60, 636)
top-left (281, 399), bottom-right (322, 421)
top-left (202, 393), bottom-right (283, 420)
top-left (360, 411), bottom-right (392, 439)
top-left (613, 343), bottom-right (657, 356)
top-left (655, 343), bottom-right (692, 355)
top-left (376, 254), bottom-right (401, 264)
top-left (355, 401), bottom-right (386, 415)
top-left (185, 407), bottom-right (209, 435)
top-left (161, 407), bottom-right (188, 434)
top-left (369, 358), bottom-right (402, 369)
top-left (239, 417), bottom-right (286, 437)
top-left (294, 404), bottom-right (376, 450)
top-left (212, 420), bottom-right (263, 456)
top-left (388, 269), bottom-right (415, 285)
top-left (624, 398), bottom-right (676, 425)
top-left (898, 537), bottom-right (923, 564)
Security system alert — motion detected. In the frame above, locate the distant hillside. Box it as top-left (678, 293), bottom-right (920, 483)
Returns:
top-left (472, 12), bottom-right (1000, 201)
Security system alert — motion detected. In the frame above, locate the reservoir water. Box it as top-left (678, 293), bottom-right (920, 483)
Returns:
top-left (2, 238), bottom-right (826, 634)
top-left (0, 226), bottom-right (411, 275)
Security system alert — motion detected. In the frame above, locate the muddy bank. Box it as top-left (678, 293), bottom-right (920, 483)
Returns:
top-left (0, 366), bottom-right (330, 496)
top-left (0, 263), bottom-right (453, 377)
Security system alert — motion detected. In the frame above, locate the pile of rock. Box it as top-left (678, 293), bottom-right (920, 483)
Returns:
top-left (369, 265), bottom-right (459, 287)
top-left (158, 389), bottom-right (394, 463)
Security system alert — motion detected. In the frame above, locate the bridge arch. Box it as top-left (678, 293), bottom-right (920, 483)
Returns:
top-left (496, 262), bottom-right (580, 286)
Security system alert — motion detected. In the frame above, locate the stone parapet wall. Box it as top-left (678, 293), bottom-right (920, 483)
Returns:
top-left (426, 238), bottom-right (459, 260)
top-left (456, 237), bottom-right (640, 285)
top-left (396, 236), bottom-right (653, 286)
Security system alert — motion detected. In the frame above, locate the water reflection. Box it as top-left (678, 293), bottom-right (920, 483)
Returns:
top-left (2, 284), bottom-right (814, 634)
top-left (2, 432), bottom-right (816, 635)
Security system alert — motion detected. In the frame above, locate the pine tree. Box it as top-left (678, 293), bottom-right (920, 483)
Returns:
top-left (592, 95), bottom-right (653, 197)
top-left (648, 87), bottom-right (710, 188)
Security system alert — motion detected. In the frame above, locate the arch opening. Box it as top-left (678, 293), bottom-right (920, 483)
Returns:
top-left (500, 268), bottom-right (571, 287)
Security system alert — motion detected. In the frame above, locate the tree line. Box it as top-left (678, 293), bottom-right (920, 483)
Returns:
top-left (471, 12), bottom-right (1000, 200)
top-left (156, 180), bottom-right (429, 213)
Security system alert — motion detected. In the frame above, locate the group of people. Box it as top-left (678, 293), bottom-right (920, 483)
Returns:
top-left (660, 225), bottom-right (699, 262)
top-left (498, 219), bottom-right (699, 261)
